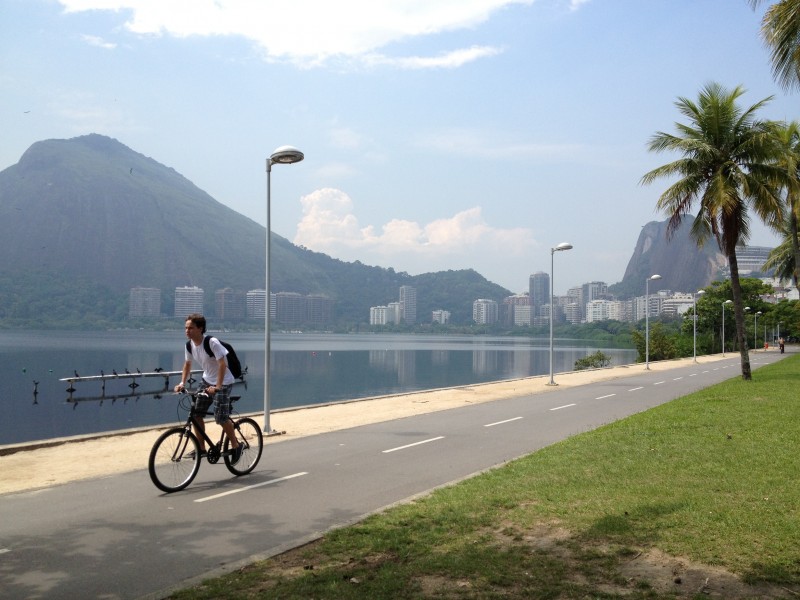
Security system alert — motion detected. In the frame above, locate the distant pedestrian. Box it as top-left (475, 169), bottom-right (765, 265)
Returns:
top-left (779, 337), bottom-right (785, 354)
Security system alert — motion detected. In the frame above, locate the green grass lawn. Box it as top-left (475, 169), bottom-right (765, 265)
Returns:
top-left (173, 355), bottom-right (800, 599)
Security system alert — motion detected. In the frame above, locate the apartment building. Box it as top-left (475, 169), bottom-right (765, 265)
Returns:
top-left (174, 286), bottom-right (203, 318)
top-left (129, 287), bottom-right (161, 318)
top-left (473, 298), bottom-right (499, 324)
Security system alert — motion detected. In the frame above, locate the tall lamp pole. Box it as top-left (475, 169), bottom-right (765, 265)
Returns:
top-left (722, 299), bottom-right (732, 356)
top-left (755, 311), bottom-right (761, 350)
top-left (744, 306), bottom-right (751, 350)
top-left (693, 290), bottom-right (704, 362)
top-left (645, 274), bottom-right (662, 370)
top-left (264, 145), bottom-right (304, 434)
top-left (547, 242), bottom-right (573, 385)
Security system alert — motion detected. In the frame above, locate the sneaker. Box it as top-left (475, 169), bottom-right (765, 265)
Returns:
top-left (185, 449), bottom-right (207, 460)
top-left (230, 445), bottom-right (243, 465)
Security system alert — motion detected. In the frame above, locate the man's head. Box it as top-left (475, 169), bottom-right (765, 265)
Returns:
top-left (185, 313), bottom-right (206, 338)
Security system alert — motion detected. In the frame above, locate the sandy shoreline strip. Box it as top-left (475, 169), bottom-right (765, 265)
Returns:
top-left (0, 356), bottom-right (727, 496)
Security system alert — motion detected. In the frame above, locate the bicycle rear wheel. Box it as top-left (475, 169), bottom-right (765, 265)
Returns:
top-left (224, 417), bottom-right (263, 475)
top-left (149, 428), bottom-right (201, 493)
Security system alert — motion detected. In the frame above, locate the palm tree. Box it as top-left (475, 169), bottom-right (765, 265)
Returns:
top-left (763, 230), bottom-right (798, 285)
top-left (640, 83), bottom-right (784, 380)
top-left (749, 0), bottom-right (800, 91)
top-left (767, 121), bottom-right (800, 293)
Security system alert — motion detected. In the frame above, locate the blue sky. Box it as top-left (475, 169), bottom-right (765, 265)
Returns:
top-left (1, 0), bottom-right (795, 293)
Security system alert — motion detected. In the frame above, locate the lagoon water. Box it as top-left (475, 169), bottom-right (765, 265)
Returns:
top-left (1, 330), bottom-right (637, 445)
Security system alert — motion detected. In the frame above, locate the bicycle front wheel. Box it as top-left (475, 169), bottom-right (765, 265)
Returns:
top-left (148, 428), bottom-right (201, 493)
top-left (224, 417), bottom-right (263, 475)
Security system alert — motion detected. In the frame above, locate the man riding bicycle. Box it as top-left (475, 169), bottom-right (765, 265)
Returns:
top-left (174, 313), bottom-right (241, 464)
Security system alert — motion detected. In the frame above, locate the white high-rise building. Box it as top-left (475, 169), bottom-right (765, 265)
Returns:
top-left (529, 272), bottom-right (549, 318)
top-left (174, 286), bottom-right (203, 318)
top-left (246, 289), bottom-right (266, 319)
top-left (432, 309), bottom-right (451, 324)
top-left (473, 299), bottom-right (498, 324)
top-left (399, 285), bottom-right (417, 324)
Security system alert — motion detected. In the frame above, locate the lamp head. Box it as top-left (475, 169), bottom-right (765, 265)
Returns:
top-left (648, 274), bottom-right (662, 281)
top-left (553, 242), bottom-right (573, 252)
top-left (270, 146), bottom-right (304, 165)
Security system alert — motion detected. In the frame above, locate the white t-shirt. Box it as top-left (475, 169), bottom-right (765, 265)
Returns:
top-left (185, 336), bottom-right (235, 386)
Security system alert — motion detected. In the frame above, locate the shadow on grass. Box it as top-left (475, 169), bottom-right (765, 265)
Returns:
top-left (584, 501), bottom-right (687, 541)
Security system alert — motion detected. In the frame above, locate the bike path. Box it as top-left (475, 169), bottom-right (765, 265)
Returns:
top-left (0, 353), bottom-right (786, 599)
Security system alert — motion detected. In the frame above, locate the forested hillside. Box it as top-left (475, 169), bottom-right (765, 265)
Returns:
top-left (0, 135), bottom-right (510, 327)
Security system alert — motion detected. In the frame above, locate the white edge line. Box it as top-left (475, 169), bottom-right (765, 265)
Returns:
top-left (484, 416), bottom-right (524, 427)
top-left (550, 403), bottom-right (576, 411)
top-left (628, 386), bottom-right (644, 392)
top-left (595, 394), bottom-right (616, 400)
top-left (383, 436), bottom-right (445, 454)
top-left (195, 472), bottom-right (308, 503)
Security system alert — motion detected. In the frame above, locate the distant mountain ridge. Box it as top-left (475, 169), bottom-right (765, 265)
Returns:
top-left (0, 135), bottom-right (509, 325)
top-left (611, 219), bottom-right (727, 298)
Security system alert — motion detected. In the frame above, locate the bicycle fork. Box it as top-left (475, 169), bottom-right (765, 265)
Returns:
top-left (172, 427), bottom-right (193, 462)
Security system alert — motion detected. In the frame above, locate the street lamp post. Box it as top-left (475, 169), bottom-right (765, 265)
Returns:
top-left (764, 320), bottom-right (768, 350)
top-left (744, 306), bottom-right (751, 350)
top-left (264, 145), bottom-right (304, 434)
top-left (645, 274), bottom-right (662, 370)
top-left (547, 242), bottom-right (573, 385)
top-left (693, 290), bottom-right (704, 362)
top-left (722, 300), bottom-right (732, 356)
top-left (755, 311), bottom-right (762, 350)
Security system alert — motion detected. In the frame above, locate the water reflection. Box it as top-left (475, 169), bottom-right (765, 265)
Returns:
top-left (0, 331), bottom-right (637, 445)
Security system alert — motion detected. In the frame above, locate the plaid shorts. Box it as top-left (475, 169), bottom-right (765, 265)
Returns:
top-left (201, 380), bottom-right (234, 425)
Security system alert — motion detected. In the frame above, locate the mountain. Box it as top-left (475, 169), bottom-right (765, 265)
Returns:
top-left (0, 135), bottom-right (510, 326)
top-left (610, 218), bottom-right (727, 298)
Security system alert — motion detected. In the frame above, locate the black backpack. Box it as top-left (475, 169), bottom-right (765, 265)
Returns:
top-left (186, 336), bottom-right (244, 380)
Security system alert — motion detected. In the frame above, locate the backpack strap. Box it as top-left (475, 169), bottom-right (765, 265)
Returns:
top-left (202, 335), bottom-right (215, 358)
top-left (187, 336), bottom-right (215, 358)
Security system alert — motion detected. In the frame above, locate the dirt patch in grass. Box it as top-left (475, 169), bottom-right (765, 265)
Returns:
top-left (205, 524), bottom-right (799, 599)
top-left (618, 547), bottom-right (794, 599)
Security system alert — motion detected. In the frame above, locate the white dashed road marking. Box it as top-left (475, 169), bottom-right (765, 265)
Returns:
top-left (383, 436), bottom-right (445, 454)
top-left (195, 472), bottom-right (308, 503)
top-left (484, 417), bottom-right (524, 427)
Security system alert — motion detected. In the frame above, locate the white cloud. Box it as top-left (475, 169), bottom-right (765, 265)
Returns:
top-left (294, 188), bottom-right (537, 287)
top-left (363, 45), bottom-right (503, 70)
top-left (81, 34), bottom-right (117, 49)
top-left (58, 0), bottom-right (534, 68)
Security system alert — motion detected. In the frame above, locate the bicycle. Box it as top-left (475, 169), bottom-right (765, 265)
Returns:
top-left (148, 390), bottom-right (263, 493)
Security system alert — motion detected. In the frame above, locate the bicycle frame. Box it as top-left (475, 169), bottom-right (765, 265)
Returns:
top-left (185, 392), bottom-right (241, 463)
top-left (148, 391), bottom-right (264, 493)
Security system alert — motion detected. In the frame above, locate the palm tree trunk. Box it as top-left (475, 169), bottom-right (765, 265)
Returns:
top-left (728, 250), bottom-right (752, 380)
